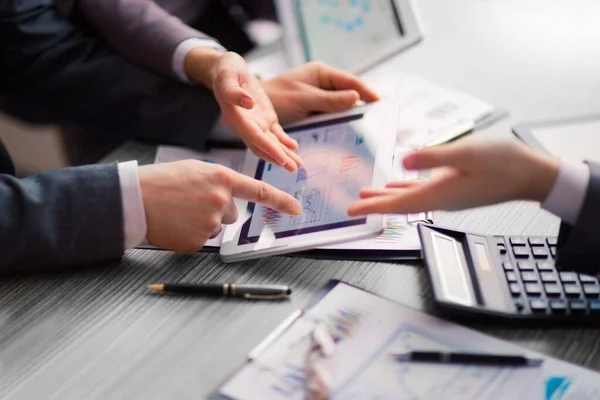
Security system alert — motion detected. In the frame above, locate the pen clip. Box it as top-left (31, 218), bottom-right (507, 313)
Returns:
top-left (244, 293), bottom-right (289, 300)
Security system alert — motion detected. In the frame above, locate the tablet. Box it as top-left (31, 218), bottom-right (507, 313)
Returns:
top-left (220, 101), bottom-right (398, 262)
top-left (276, 0), bottom-right (423, 74)
top-left (513, 114), bottom-right (600, 163)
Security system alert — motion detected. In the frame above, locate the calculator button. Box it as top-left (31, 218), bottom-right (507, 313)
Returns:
top-left (588, 300), bottom-right (600, 313)
top-left (547, 237), bottom-right (558, 246)
top-left (540, 272), bottom-right (558, 283)
top-left (536, 261), bottom-right (554, 271)
top-left (509, 283), bottom-right (522, 297)
top-left (559, 272), bottom-right (578, 283)
top-left (550, 300), bottom-right (567, 313)
top-left (520, 271), bottom-right (538, 282)
top-left (579, 274), bottom-right (598, 284)
top-left (532, 247), bottom-right (549, 259)
top-left (569, 300), bottom-right (587, 314)
top-left (510, 236), bottom-right (527, 246)
top-left (513, 247), bottom-right (530, 258)
top-left (544, 284), bottom-right (562, 297)
top-left (518, 262), bottom-right (535, 271)
top-left (563, 284), bottom-right (581, 298)
top-left (583, 285), bottom-right (600, 298)
top-left (497, 243), bottom-right (507, 255)
top-left (530, 299), bottom-right (548, 313)
top-left (525, 283), bottom-right (543, 296)
top-left (502, 262), bottom-right (514, 271)
top-left (550, 247), bottom-right (557, 258)
top-left (528, 237), bottom-right (546, 247)
top-left (505, 272), bottom-right (518, 282)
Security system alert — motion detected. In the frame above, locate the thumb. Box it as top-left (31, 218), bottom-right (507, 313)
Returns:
top-left (215, 63), bottom-right (254, 109)
top-left (301, 88), bottom-right (360, 113)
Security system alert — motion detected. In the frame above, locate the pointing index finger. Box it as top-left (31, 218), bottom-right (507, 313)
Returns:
top-left (229, 170), bottom-right (302, 215)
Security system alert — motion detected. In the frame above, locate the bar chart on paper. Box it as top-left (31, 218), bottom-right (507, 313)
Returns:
top-left (267, 306), bottom-right (368, 398)
top-left (373, 215), bottom-right (410, 244)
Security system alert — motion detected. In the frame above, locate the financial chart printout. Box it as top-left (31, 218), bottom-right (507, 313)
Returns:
top-left (239, 118), bottom-right (375, 244)
top-left (297, 0), bottom-right (402, 68)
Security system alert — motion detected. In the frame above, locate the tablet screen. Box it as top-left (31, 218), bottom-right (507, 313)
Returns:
top-left (238, 115), bottom-right (376, 245)
top-left (296, 0), bottom-right (404, 70)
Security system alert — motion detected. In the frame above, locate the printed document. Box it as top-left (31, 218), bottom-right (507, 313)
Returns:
top-left (218, 282), bottom-right (600, 400)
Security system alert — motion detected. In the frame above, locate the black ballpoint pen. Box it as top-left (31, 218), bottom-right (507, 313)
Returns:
top-left (147, 283), bottom-right (292, 300)
top-left (392, 351), bottom-right (544, 367)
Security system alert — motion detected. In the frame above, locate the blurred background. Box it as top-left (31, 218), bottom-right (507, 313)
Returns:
top-left (2, 0), bottom-right (599, 176)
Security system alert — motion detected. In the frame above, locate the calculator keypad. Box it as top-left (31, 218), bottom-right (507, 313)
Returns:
top-left (495, 236), bottom-right (600, 317)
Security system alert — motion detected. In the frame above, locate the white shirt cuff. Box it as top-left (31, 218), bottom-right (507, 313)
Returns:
top-left (172, 38), bottom-right (226, 83)
top-left (541, 161), bottom-right (590, 225)
top-left (117, 161), bottom-right (147, 249)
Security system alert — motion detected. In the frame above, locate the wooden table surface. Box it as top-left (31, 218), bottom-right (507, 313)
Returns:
top-left (2, 0), bottom-right (600, 398)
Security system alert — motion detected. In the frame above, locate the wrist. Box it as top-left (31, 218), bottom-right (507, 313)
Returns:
top-left (522, 150), bottom-right (560, 202)
top-left (184, 47), bottom-right (224, 88)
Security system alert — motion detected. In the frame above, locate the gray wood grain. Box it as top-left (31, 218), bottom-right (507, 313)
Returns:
top-left (2, 0), bottom-right (600, 399)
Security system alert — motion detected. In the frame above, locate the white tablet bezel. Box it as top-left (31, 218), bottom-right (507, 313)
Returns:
top-left (276, 0), bottom-right (423, 75)
top-left (219, 101), bottom-right (399, 262)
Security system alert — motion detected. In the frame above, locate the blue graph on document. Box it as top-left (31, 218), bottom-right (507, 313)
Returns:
top-left (316, 0), bottom-right (371, 33)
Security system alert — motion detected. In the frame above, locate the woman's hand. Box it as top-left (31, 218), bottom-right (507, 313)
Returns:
top-left (348, 139), bottom-right (559, 216)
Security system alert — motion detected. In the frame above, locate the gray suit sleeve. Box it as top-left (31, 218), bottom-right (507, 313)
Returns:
top-left (75, 0), bottom-right (215, 80)
top-left (555, 161), bottom-right (600, 275)
top-left (0, 164), bottom-right (124, 271)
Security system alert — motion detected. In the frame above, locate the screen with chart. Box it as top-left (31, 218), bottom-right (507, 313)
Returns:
top-left (238, 115), bottom-right (375, 245)
top-left (296, 0), bottom-right (403, 69)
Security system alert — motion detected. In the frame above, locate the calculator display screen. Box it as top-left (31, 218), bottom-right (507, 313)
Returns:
top-left (432, 232), bottom-right (476, 307)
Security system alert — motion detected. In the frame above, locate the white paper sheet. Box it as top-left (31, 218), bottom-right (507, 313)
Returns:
top-left (218, 283), bottom-right (600, 400)
top-left (362, 70), bottom-right (495, 152)
top-left (154, 146), bottom-right (245, 172)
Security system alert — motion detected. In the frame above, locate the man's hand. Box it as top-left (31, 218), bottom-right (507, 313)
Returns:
top-left (347, 139), bottom-right (559, 216)
top-left (185, 49), bottom-right (301, 173)
top-left (185, 51), bottom-right (379, 174)
top-left (138, 160), bottom-right (302, 252)
top-left (262, 61), bottom-right (380, 125)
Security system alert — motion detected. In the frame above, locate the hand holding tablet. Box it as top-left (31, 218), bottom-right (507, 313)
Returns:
top-left (138, 161), bottom-right (302, 253)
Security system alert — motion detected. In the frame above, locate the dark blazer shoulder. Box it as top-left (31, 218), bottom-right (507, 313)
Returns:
top-left (556, 161), bottom-right (600, 275)
top-left (0, 139), bottom-right (15, 176)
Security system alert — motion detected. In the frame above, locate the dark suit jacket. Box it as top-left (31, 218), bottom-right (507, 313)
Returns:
top-left (1, 0), bottom-right (221, 152)
top-left (556, 161), bottom-right (600, 275)
top-left (57, 0), bottom-right (259, 78)
top-left (0, 138), bottom-right (124, 270)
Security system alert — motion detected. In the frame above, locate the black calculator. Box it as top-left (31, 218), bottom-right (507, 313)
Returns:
top-left (418, 223), bottom-right (600, 323)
